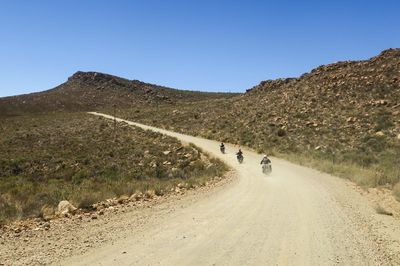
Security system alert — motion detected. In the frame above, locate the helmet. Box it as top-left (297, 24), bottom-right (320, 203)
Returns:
top-left (263, 155), bottom-right (267, 158)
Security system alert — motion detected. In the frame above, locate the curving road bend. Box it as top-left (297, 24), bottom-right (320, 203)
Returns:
top-left (63, 112), bottom-right (400, 265)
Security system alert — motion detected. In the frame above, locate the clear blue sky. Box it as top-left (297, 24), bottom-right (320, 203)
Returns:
top-left (0, 0), bottom-right (399, 97)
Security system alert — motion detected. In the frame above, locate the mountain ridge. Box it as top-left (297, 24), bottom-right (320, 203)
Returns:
top-left (0, 71), bottom-right (237, 117)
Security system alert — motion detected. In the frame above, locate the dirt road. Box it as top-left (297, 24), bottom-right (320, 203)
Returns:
top-left (54, 112), bottom-right (400, 265)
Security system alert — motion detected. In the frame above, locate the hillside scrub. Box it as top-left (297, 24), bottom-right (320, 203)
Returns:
top-left (0, 71), bottom-right (238, 117)
top-left (120, 101), bottom-right (400, 189)
top-left (0, 113), bottom-right (228, 224)
top-left (394, 183), bottom-right (400, 202)
top-left (120, 49), bottom-right (400, 190)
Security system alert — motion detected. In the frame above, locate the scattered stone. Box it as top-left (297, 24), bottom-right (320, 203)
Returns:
top-left (130, 193), bottom-right (143, 201)
top-left (117, 195), bottom-right (129, 204)
top-left (57, 201), bottom-right (77, 215)
top-left (43, 222), bottom-right (50, 230)
top-left (106, 199), bottom-right (118, 206)
top-left (145, 190), bottom-right (155, 199)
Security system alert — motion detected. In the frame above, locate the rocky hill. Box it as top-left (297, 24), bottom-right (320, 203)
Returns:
top-left (0, 71), bottom-right (236, 117)
top-left (242, 48), bottom-right (400, 152)
top-left (0, 72), bottom-right (233, 223)
top-left (122, 48), bottom-right (400, 187)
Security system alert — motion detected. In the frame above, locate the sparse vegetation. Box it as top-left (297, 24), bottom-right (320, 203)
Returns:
top-left (1, 48), bottom-right (400, 223)
top-left (394, 183), bottom-right (400, 202)
top-left (0, 71), bottom-right (237, 117)
top-left (120, 48), bottom-right (400, 190)
top-left (0, 113), bottom-right (228, 224)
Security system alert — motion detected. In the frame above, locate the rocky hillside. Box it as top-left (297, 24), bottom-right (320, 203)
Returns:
top-left (243, 48), bottom-right (400, 152)
top-left (0, 71), bottom-right (236, 117)
top-left (122, 48), bottom-right (400, 187)
top-left (0, 112), bottom-right (227, 223)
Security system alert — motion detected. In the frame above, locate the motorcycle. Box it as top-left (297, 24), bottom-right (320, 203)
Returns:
top-left (237, 153), bottom-right (244, 163)
top-left (220, 145), bottom-right (225, 154)
top-left (262, 163), bottom-right (272, 174)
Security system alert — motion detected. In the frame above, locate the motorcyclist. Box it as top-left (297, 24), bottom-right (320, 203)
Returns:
top-left (261, 154), bottom-right (272, 174)
top-left (220, 142), bottom-right (225, 153)
top-left (236, 149), bottom-right (244, 163)
top-left (260, 155), bottom-right (271, 165)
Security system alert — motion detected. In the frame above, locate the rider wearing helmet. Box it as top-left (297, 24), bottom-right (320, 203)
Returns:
top-left (220, 142), bottom-right (225, 153)
top-left (260, 154), bottom-right (271, 164)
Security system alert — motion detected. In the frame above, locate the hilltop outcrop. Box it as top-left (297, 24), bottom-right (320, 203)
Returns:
top-left (0, 71), bottom-right (235, 117)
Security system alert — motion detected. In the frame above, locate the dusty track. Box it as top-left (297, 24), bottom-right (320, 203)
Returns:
top-left (62, 112), bottom-right (400, 265)
top-left (2, 112), bottom-right (400, 265)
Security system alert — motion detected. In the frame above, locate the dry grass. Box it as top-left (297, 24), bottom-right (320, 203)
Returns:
top-left (121, 103), bottom-right (400, 190)
top-left (0, 112), bottom-right (228, 224)
top-left (275, 150), bottom-right (400, 188)
top-left (394, 183), bottom-right (400, 202)
top-left (116, 51), bottom-right (400, 191)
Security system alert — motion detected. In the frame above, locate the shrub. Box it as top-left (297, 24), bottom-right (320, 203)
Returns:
top-left (277, 128), bottom-right (286, 137)
top-left (374, 111), bottom-right (394, 131)
top-left (72, 191), bottom-right (104, 209)
top-left (0, 113), bottom-right (229, 222)
top-left (394, 182), bottom-right (400, 202)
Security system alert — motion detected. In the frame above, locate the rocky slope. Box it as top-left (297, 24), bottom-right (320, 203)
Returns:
top-left (122, 48), bottom-right (400, 187)
top-left (0, 71), bottom-right (236, 117)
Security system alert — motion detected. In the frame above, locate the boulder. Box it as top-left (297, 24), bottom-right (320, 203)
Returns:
top-left (57, 200), bottom-right (77, 215)
top-left (117, 195), bottom-right (129, 204)
top-left (130, 192), bottom-right (143, 201)
top-left (43, 222), bottom-right (50, 230)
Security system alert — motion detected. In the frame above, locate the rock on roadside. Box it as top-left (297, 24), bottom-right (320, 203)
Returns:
top-left (57, 201), bottom-right (77, 216)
